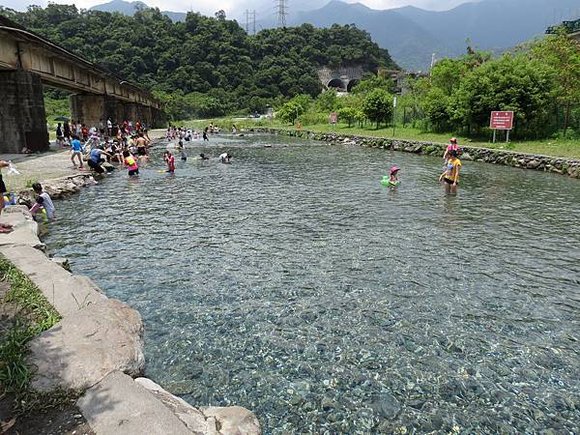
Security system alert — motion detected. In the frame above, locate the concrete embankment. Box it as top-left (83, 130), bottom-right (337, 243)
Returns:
top-left (0, 162), bottom-right (260, 433)
top-left (255, 128), bottom-right (580, 179)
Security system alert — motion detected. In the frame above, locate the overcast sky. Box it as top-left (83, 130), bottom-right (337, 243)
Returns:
top-left (0, 0), bottom-right (474, 16)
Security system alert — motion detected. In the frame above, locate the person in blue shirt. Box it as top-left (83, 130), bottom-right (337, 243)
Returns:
top-left (70, 135), bottom-right (84, 169)
top-left (87, 146), bottom-right (110, 174)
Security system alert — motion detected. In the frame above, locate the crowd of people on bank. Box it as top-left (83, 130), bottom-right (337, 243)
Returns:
top-left (52, 121), bottom-right (230, 214)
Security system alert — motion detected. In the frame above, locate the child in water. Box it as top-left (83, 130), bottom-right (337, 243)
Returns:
top-left (443, 137), bottom-right (460, 162)
top-left (389, 165), bottom-right (400, 185)
top-left (123, 150), bottom-right (139, 176)
top-left (29, 183), bottom-right (55, 221)
top-left (163, 151), bottom-right (175, 173)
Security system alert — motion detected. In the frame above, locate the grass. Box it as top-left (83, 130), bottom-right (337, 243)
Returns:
top-left (0, 257), bottom-right (61, 397)
top-left (185, 118), bottom-right (580, 160)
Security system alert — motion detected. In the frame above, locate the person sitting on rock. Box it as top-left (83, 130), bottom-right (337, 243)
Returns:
top-left (29, 182), bottom-right (56, 221)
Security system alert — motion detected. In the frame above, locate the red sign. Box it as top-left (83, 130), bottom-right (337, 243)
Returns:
top-left (490, 111), bottom-right (514, 130)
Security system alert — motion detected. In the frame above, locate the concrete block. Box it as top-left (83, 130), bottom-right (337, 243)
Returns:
top-left (27, 298), bottom-right (144, 392)
top-left (78, 371), bottom-right (191, 435)
top-left (0, 244), bottom-right (107, 317)
top-left (135, 377), bottom-right (216, 434)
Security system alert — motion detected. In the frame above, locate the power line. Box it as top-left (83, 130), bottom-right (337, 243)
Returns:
top-left (275, 0), bottom-right (288, 28)
top-left (245, 9), bottom-right (256, 34)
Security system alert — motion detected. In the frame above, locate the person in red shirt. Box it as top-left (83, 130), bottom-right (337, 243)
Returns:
top-left (163, 151), bottom-right (175, 173)
top-left (81, 124), bottom-right (89, 142)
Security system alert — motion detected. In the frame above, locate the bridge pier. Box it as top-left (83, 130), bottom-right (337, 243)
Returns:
top-left (71, 96), bottom-right (163, 131)
top-left (70, 94), bottom-right (118, 130)
top-left (0, 70), bottom-right (49, 153)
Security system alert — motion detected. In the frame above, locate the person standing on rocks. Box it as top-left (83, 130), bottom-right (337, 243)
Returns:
top-left (0, 160), bottom-right (14, 233)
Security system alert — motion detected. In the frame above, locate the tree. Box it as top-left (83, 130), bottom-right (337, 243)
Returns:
top-left (531, 31), bottom-right (580, 133)
top-left (449, 54), bottom-right (554, 138)
top-left (352, 74), bottom-right (395, 95)
top-left (421, 87), bottom-right (451, 132)
top-left (315, 89), bottom-right (338, 112)
top-left (337, 107), bottom-right (358, 127)
top-left (277, 101), bottom-right (302, 124)
top-left (7, 4), bottom-right (400, 119)
top-left (362, 89), bottom-right (393, 128)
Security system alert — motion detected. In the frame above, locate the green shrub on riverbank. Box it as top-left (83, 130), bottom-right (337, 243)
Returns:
top-left (187, 117), bottom-right (580, 160)
top-left (0, 257), bottom-right (60, 395)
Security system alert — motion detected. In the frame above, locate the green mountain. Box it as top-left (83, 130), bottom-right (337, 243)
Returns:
top-left (293, 0), bottom-right (580, 70)
top-left (1, 4), bottom-right (397, 118)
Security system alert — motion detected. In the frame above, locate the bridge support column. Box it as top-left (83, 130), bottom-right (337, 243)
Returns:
top-left (71, 96), bottom-right (162, 131)
top-left (123, 103), bottom-right (156, 129)
top-left (70, 94), bottom-right (116, 129)
top-left (0, 70), bottom-right (49, 153)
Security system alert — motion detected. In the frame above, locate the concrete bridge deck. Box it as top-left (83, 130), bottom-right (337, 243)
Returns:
top-left (0, 15), bottom-right (164, 154)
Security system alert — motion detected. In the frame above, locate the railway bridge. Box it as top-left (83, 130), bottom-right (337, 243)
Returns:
top-left (0, 16), bottom-right (163, 153)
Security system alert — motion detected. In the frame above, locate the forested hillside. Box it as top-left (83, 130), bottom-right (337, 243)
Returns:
top-left (0, 4), bottom-right (397, 118)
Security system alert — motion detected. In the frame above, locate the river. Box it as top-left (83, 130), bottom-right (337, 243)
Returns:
top-left (45, 134), bottom-right (580, 433)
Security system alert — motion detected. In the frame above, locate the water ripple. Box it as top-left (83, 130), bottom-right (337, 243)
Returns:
top-left (45, 135), bottom-right (580, 433)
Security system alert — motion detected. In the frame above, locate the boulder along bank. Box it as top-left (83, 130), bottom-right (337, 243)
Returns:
top-left (0, 172), bottom-right (261, 435)
top-left (254, 128), bottom-right (580, 179)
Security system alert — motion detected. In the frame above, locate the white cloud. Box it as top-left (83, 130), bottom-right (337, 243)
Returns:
top-left (0, 0), bottom-right (474, 15)
top-left (343, 0), bottom-right (473, 11)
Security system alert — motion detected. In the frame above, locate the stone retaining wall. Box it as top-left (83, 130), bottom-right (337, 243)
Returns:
top-left (0, 173), bottom-right (261, 435)
top-left (254, 128), bottom-right (580, 179)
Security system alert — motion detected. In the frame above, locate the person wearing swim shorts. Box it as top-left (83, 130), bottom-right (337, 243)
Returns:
top-left (439, 150), bottom-right (461, 194)
top-left (70, 135), bottom-right (84, 169)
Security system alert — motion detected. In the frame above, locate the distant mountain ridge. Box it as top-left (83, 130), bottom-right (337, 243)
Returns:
top-left (89, 0), bottom-right (580, 70)
top-left (89, 0), bottom-right (187, 21)
top-left (292, 0), bottom-right (580, 70)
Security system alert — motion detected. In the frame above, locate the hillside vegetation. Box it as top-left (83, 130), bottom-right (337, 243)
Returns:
top-left (1, 4), bottom-right (397, 119)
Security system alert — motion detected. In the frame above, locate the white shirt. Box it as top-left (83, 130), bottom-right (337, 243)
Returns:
top-left (40, 192), bottom-right (56, 219)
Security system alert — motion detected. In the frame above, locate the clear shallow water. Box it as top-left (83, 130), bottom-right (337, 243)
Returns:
top-left (45, 134), bottom-right (580, 433)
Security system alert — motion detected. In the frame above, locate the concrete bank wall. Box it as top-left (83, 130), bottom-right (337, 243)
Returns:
top-left (0, 173), bottom-right (261, 435)
top-left (255, 128), bottom-right (580, 179)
